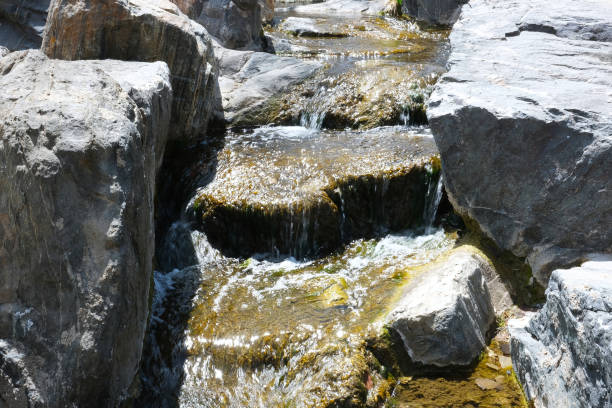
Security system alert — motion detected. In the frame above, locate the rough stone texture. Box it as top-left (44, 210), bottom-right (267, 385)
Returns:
top-left (509, 255), bottom-right (612, 408)
top-left (0, 0), bottom-right (49, 50)
top-left (43, 0), bottom-right (218, 141)
top-left (213, 41), bottom-right (320, 126)
top-left (384, 246), bottom-right (495, 366)
top-left (171, 0), bottom-right (265, 50)
top-left (0, 50), bottom-right (171, 407)
top-left (401, 0), bottom-right (466, 26)
top-left (428, 0), bottom-right (612, 284)
top-left (0, 45), bottom-right (8, 56)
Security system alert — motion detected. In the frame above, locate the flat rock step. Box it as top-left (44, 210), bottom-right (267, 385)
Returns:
top-left (190, 126), bottom-right (440, 258)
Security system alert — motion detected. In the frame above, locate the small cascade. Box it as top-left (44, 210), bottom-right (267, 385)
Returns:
top-left (423, 173), bottom-right (444, 232)
top-left (299, 110), bottom-right (326, 130)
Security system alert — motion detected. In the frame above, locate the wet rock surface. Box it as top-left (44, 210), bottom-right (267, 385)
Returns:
top-left (0, 0), bottom-right (49, 50)
top-left (510, 255), bottom-right (612, 408)
top-left (43, 0), bottom-right (219, 141)
top-left (384, 246), bottom-right (495, 366)
top-left (0, 50), bottom-right (171, 407)
top-left (428, 0), bottom-right (612, 284)
top-left (191, 126), bottom-right (440, 258)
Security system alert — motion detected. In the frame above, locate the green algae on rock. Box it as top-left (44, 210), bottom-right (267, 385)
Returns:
top-left (191, 126), bottom-right (441, 258)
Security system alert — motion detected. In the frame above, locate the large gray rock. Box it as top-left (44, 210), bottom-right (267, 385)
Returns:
top-left (213, 42), bottom-right (320, 126)
top-left (0, 0), bottom-right (49, 50)
top-left (428, 0), bottom-right (612, 284)
top-left (0, 50), bottom-right (171, 407)
top-left (509, 255), bottom-right (612, 408)
top-left (384, 246), bottom-right (495, 366)
top-left (170, 0), bottom-right (266, 50)
top-left (43, 0), bottom-right (218, 141)
top-left (401, 0), bottom-right (466, 25)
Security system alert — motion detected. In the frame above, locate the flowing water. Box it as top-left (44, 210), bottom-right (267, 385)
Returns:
top-left (140, 4), bottom-right (528, 407)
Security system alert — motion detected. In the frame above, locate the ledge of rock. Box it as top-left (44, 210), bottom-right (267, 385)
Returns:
top-left (43, 0), bottom-right (218, 141)
top-left (0, 0), bottom-right (49, 50)
top-left (213, 42), bottom-right (321, 127)
top-left (0, 50), bottom-right (171, 407)
top-left (191, 126), bottom-right (440, 258)
top-left (383, 246), bottom-right (495, 367)
top-left (509, 255), bottom-right (612, 407)
top-left (428, 0), bottom-right (612, 284)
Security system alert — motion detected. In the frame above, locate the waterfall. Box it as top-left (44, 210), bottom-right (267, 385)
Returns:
top-left (423, 174), bottom-right (444, 232)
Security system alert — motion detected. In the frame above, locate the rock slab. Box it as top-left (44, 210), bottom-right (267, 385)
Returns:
top-left (428, 0), bottom-right (612, 284)
top-left (385, 246), bottom-right (495, 366)
top-left (43, 0), bottom-right (218, 141)
top-left (510, 255), bottom-right (612, 408)
top-left (401, 0), bottom-right (466, 26)
top-left (0, 50), bottom-right (171, 407)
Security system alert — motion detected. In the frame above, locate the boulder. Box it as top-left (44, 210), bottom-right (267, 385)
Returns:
top-left (0, 45), bottom-right (8, 56)
top-left (42, 0), bottom-right (218, 141)
top-left (213, 42), bottom-right (320, 126)
top-left (170, 0), bottom-right (266, 50)
top-left (401, 0), bottom-right (467, 26)
top-left (428, 0), bottom-right (612, 284)
top-left (0, 50), bottom-right (171, 407)
top-left (509, 255), bottom-right (612, 408)
top-left (384, 246), bottom-right (495, 366)
top-left (0, 0), bottom-right (49, 50)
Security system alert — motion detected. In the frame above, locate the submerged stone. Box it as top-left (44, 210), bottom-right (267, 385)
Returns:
top-left (383, 246), bottom-right (496, 367)
top-left (191, 126), bottom-right (441, 258)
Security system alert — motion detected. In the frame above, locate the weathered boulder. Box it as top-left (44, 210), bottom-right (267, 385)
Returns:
top-left (428, 0), bottom-right (612, 284)
top-left (191, 126), bottom-right (440, 258)
top-left (0, 50), bottom-right (171, 407)
top-left (401, 0), bottom-right (466, 26)
top-left (0, 0), bottom-right (49, 50)
top-left (43, 0), bottom-right (218, 141)
top-left (213, 42), bottom-right (320, 126)
top-left (170, 0), bottom-right (266, 50)
top-left (0, 45), bottom-right (8, 56)
top-left (384, 246), bottom-right (495, 366)
top-left (509, 255), bottom-right (612, 408)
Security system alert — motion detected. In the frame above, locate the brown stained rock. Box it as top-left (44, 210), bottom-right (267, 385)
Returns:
top-left (191, 126), bottom-right (440, 258)
top-left (42, 0), bottom-right (219, 141)
top-left (475, 378), bottom-right (501, 391)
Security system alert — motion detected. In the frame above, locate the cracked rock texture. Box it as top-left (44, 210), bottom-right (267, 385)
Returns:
top-left (385, 246), bottom-right (495, 367)
top-left (510, 255), bottom-right (612, 408)
top-left (0, 50), bottom-right (171, 407)
top-left (428, 0), bottom-right (612, 284)
top-left (0, 0), bottom-right (49, 50)
top-left (43, 0), bottom-right (218, 141)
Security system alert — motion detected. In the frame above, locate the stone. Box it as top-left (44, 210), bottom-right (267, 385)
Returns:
top-left (509, 255), bottom-right (612, 408)
top-left (191, 126), bottom-right (440, 258)
top-left (212, 42), bottom-right (321, 127)
top-left (498, 355), bottom-right (512, 369)
top-left (428, 0), bottom-right (612, 284)
top-left (0, 0), bottom-right (49, 50)
top-left (171, 0), bottom-right (266, 50)
top-left (287, 0), bottom-right (390, 16)
top-left (259, 0), bottom-right (273, 23)
top-left (384, 246), bottom-right (495, 367)
top-left (401, 0), bottom-right (467, 26)
top-left (279, 17), bottom-right (348, 38)
top-left (0, 50), bottom-right (171, 407)
top-left (42, 0), bottom-right (218, 141)
top-left (0, 45), bottom-right (8, 56)
top-left (475, 378), bottom-right (500, 391)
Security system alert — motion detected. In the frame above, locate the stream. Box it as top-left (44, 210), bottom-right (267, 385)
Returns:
top-left (138, 3), bottom-right (528, 407)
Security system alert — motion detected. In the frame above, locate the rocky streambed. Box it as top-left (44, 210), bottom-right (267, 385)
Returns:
top-left (139, 4), bottom-right (530, 407)
top-left (1, 0), bottom-right (610, 406)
